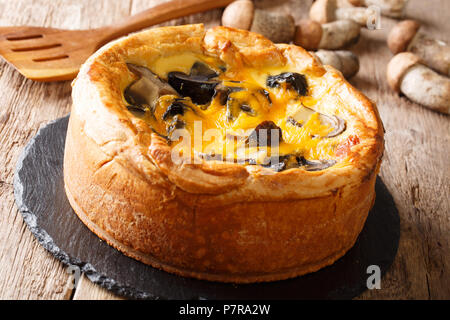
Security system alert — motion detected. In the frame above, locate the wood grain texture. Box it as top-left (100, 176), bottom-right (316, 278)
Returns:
top-left (72, 275), bottom-right (122, 300)
top-left (0, 0), bottom-right (448, 300)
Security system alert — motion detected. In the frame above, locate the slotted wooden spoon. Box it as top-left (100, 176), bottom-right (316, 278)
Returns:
top-left (0, 0), bottom-right (234, 82)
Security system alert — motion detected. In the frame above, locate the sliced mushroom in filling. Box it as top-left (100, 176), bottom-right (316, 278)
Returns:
top-left (287, 105), bottom-right (346, 138)
top-left (122, 57), bottom-right (352, 172)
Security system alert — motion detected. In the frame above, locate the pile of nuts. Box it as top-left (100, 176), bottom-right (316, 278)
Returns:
top-left (221, 0), bottom-right (449, 114)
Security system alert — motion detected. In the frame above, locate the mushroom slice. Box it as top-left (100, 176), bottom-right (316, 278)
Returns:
top-left (125, 63), bottom-right (178, 112)
top-left (226, 97), bottom-right (241, 121)
top-left (262, 154), bottom-right (301, 172)
top-left (226, 96), bottom-right (258, 121)
top-left (126, 105), bottom-right (146, 117)
top-left (223, 86), bottom-right (270, 121)
top-left (162, 101), bottom-right (186, 121)
top-left (290, 105), bottom-right (346, 138)
top-left (167, 61), bottom-right (221, 105)
top-left (246, 121), bottom-right (283, 147)
top-left (162, 99), bottom-right (196, 121)
top-left (299, 157), bottom-right (337, 171)
top-left (243, 154), bottom-right (337, 172)
top-left (213, 83), bottom-right (244, 109)
top-left (168, 71), bottom-right (219, 105)
top-left (324, 114), bottom-right (346, 138)
top-left (263, 155), bottom-right (336, 172)
top-left (190, 61), bottom-right (219, 79)
top-left (267, 72), bottom-right (308, 96)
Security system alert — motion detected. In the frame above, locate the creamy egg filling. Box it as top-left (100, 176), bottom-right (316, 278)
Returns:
top-left (123, 53), bottom-right (348, 171)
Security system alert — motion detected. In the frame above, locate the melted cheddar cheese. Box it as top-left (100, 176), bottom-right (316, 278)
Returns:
top-left (126, 53), bottom-right (344, 168)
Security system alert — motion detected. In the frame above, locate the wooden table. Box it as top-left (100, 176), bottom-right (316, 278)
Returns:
top-left (0, 0), bottom-right (448, 300)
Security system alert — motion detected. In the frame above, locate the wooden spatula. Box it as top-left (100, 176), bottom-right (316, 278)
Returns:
top-left (0, 0), bottom-right (234, 82)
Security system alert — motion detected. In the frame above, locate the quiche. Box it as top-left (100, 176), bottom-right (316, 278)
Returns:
top-left (64, 24), bottom-right (384, 283)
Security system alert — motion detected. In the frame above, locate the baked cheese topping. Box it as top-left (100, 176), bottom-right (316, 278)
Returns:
top-left (123, 53), bottom-right (349, 172)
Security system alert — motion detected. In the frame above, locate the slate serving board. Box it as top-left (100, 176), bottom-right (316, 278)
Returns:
top-left (14, 115), bottom-right (400, 300)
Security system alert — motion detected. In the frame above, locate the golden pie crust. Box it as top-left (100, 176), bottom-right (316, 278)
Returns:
top-left (64, 24), bottom-right (384, 283)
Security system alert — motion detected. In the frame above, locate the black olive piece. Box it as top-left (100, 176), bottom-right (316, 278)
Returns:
top-left (213, 84), bottom-right (244, 106)
top-left (226, 100), bottom-right (256, 120)
top-left (266, 72), bottom-right (308, 96)
top-left (246, 121), bottom-right (283, 147)
top-left (168, 71), bottom-right (219, 105)
top-left (224, 90), bottom-right (257, 121)
top-left (298, 156), bottom-right (337, 171)
top-left (190, 62), bottom-right (219, 79)
top-left (162, 101), bottom-right (187, 121)
top-left (213, 85), bottom-right (231, 106)
top-left (215, 88), bottom-right (229, 106)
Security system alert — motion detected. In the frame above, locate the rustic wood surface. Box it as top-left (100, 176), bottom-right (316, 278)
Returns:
top-left (0, 0), bottom-right (448, 300)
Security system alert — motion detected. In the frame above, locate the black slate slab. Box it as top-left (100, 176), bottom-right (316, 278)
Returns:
top-left (14, 115), bottom-right (400, 300)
